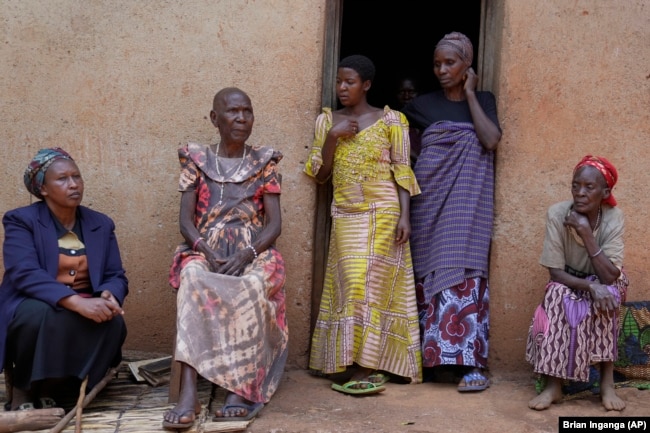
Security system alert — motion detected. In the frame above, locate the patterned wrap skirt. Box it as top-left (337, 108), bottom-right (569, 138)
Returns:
top-left (525, 273), bottom-right (628, 382)
top-left (309, 181), bottom-right (422, 383)
top-left (416, 277), bottom-right (489, 369)
top-left (174, 248), bottom-right (288, 404)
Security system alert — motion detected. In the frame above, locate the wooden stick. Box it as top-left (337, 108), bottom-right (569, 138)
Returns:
top-left (75, 376), bottom-right (88, 433)
top-left (48, 367), bottom-right (118, 433)
top-left (0, 408), bottom-right (65, 433)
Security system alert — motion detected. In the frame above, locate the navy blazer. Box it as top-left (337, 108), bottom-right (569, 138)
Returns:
top-left (0, 201), bottom-right (128, 372)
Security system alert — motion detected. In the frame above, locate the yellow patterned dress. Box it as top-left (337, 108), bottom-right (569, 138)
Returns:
top-left (304, 106), bottom-right (422, 383)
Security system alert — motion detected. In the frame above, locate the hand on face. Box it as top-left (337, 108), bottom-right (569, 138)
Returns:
top-left (568, 165), bottom-right (609, 235)
top-left (564, 208), bottom-right (592, 234)
top-left (463, 67), bottom-right (478, 93)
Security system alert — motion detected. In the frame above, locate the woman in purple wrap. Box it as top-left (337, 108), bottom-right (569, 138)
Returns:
top-left (402, 31), bottom-right (501, 392)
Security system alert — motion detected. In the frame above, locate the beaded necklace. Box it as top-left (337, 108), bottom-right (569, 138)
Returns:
top-left (214, 142), bottom-right (247, 206)
top-left (592, 206), bottom-right (602, 233)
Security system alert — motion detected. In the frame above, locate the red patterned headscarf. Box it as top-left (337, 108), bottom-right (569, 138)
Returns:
top-left (573, 155), bottom-right (618, 206)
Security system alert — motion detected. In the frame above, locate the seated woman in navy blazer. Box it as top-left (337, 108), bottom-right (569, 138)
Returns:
top-left (0, 147), bottom-right (128, 410)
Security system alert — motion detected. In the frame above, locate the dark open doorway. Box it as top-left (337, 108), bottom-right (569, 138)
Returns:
top-left (338, 0), bottom-right (483, 109)
top-left (309, 0), bottom-right (485, 336)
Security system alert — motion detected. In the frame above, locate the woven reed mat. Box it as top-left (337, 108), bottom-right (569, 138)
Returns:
top-left (0, 351), bottom-right (250, 433)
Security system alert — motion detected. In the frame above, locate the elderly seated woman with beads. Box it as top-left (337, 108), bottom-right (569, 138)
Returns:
top-left (526, 155), bottom-right (628, 411)
top-left (163, 87), bottom-right (287, 430)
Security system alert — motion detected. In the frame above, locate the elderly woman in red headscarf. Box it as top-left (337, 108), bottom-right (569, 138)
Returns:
top-left (526, 155), bottom-right (627, 411)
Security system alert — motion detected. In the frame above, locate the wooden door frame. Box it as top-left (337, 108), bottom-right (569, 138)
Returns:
top-left (309, 0), bottom-right (340, 335)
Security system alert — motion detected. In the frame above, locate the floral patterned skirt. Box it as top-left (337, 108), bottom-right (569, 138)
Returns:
top-left (416, 277), bottom-right (489, 369)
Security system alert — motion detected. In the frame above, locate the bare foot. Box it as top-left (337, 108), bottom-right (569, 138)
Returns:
top-left (214, 392), bottom-right (258, 419)
top-left (9, 387), bottom-right (33, 411)
top-left (163, 363), bottom-right (201, 429)
top-left (600, 361), bottom-right (625, 411)
top-left (163, 391), bottom-right (201, 428)
top-left (601, 384), bottom-right (626, 411)
top-left (163, 405), bottom-right (199, 428)
top-left (528, 377), bottom-right (563, 410)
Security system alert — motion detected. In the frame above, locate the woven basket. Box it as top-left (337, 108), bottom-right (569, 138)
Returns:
top-left (614, 301), bottom-right (650, 380)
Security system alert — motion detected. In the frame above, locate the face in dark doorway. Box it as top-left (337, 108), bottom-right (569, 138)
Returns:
top-left (396, 78), bottom-right (418, 108)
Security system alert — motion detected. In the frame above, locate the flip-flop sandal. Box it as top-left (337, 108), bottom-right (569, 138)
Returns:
top-left (38, 397), bottom-right (57, 408)
top-left (162, 409), bottom-right (197, 430)
top-left (331, 380), bottom-right (386, 396)
top-left (367, 373), bottom-right (390, 386)
top-left (457, 371), bottom-right (490, 392)
top-left (212, 401), bottom-right (264, 422)
top-left (14, 402), bottom-right (35, 411)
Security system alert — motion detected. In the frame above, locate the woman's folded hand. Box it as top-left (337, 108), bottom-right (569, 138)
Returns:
top-left (588, 283), bottom-right (619, 312)
top-left (61, 294), bottom-right (124, 323)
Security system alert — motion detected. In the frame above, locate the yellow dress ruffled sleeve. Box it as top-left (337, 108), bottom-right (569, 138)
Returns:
top-left (386, 108), bottom-right (420, 196)
top-left (303, 108), bottom-right (332, 183)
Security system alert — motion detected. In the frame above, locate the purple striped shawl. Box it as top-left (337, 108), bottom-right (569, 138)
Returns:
top-left (410, 121), bottom-right (494, 302)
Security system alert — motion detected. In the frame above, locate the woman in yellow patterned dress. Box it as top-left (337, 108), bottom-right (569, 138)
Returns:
top-left (304, 55), bottom-right (422, 395)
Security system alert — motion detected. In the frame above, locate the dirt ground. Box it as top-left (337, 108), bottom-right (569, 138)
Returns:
top-left (0, 354), bottom-right (647, 433)
top-left (0, 358), bottom-right (650, 433)
top-left (244, 368), bottom-right (649, 433)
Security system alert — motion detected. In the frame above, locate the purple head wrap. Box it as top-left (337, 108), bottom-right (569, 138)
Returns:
top-left (435, 32), bottom-right (473, 66)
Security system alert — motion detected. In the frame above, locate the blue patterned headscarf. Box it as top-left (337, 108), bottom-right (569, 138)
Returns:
top-left (24, 147), bottom-right (74, 199)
